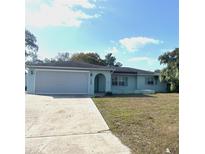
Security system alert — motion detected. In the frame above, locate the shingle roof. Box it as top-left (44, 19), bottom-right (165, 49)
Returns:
top-left (112, 67), bottom-right (155, 75)
top-left (27, 61), bottom-right (113, 70)
top-left (27, 61), bottom-right (156, 75)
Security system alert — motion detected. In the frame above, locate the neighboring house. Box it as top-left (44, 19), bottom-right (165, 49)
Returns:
top-left (26, 61), bottom-right (167, 95)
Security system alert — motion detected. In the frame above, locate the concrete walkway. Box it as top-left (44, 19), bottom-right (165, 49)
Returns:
top-left (26, 94), bottom-right (131, 154)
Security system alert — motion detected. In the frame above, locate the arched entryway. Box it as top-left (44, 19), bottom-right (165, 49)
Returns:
top-left (94, 73), bottom-right (106, 93)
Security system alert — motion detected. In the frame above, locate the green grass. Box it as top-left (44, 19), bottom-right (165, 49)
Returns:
top-left (93, 93), bottom-right (179, 154)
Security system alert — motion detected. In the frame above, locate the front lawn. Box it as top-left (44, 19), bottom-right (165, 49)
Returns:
top-left (93, 93), bottom-right (179, 154)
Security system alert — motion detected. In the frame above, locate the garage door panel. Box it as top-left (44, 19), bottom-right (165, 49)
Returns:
top-left (35, 71), bottom-right (89, 94)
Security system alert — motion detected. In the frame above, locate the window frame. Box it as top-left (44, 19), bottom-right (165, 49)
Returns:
top-left (145, 76), bottom-right (157, 85)
top-left (112, 76), bottom-right (128, 86)
top-left (112, 76), bottom-right (118, 86)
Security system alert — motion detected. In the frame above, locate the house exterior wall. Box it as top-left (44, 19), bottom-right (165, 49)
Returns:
top-left (111, 75), bottom-right (137, 94)
top-left (90, 70), bottom-right (111, 95)
top-left (137, 75), bottom-right (167, 92)
top-left (27, 69), bottom-right (35, 94)
top-left (27, 68), bottom-right (112, 96)
top-left (27, 67), bottom-right (167, 95)
top-left (111, 74), bottom-right (167, 93)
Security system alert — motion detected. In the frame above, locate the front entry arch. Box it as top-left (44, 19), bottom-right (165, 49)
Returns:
top-left (94, 73), bottom-right (106, 93)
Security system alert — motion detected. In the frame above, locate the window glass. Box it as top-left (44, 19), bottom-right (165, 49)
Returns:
top-left (112, 76), bottom-right (128, 86)
top-left (124, 77), bottom-right (128, 86)
top-left (145, 76), bottom-right (155, 85)
top-left (112, 76), bottom-right (118, 86)
top-left (118, 76), bottom-right (123, 86)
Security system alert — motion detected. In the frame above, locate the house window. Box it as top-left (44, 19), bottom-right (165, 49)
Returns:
top-left (145, 76), bottom-right (157, 85)
top-left (112, 76), bottom-right (128, 86)
top-left (119, 76), bottom-right (128, 86)
top-left (112, 76), bottom-right (118, 86)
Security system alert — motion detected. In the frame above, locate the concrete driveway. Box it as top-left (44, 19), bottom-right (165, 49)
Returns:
top-left (26, 94), bottom-right (130, 154)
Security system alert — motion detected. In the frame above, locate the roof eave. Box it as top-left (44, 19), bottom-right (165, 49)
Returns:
top-left (26, 65), bottom-right (115, 71)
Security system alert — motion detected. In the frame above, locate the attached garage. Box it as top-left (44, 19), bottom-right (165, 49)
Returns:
top-left (35, 70), bottom-right (89, 94)
top-left (26, 61), bottom-right (114, 95)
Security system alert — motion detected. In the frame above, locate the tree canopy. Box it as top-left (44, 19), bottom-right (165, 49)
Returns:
top-left (104, 53), bottom-right (116, 66)
top-left (158, 48), bottom-right (179, 92)
top-left (70, 52), bottom-right (122, 67)
top-left (40, 51), bottom-right (123, 67)
top-left (70, 52), bottom-right (106, 66)
top-left (25, 30), bottom-right (39, 62)
top-left (56, 52), bottom-right (70, 62)
top-left (115, 62), bottom-right (123, 67)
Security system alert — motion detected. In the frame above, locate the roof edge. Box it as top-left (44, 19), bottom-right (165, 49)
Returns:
top-left (26, 65), bottom-right (115, 71)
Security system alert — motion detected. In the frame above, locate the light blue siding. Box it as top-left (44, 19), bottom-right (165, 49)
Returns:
top-left (137, 75), bottom-right (167, 92)
top-left (90, 70), bottom-right (111, 95)
top-left (27, 68), bottom-right (112, 95)
top-left (27, 68), bottom-right (167, 95)
top-left (27, 69), bottom-right (35, 94)
top-left (111, 74), bottom-right (167, 94)
top-left (111, 75), bottom-right (137, 94)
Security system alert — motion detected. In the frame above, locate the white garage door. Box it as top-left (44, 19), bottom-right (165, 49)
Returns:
top-left (35, 70), bottom-right (89, 94)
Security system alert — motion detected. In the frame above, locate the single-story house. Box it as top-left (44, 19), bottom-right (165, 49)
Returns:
top-left (26, 61), bottom-right (167, 95)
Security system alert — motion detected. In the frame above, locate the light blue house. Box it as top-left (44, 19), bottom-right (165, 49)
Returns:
top-left (26, 61), bottom-right (167, 95)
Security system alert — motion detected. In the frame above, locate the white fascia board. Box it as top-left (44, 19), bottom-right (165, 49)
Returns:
top-left (28, 66), bottom-right (114, 71)
top-left (112, 73), bottom-right (157, 76)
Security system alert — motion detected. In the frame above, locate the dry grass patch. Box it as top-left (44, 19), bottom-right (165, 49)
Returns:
top-left (93, 93), bottom-right (179, 154)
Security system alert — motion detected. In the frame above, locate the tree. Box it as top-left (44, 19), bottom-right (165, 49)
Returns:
top-left (154, 69), bottom-right (160, 73)
top-left (42, 52), bottom-right (123, 67)
top-left (55, 52), bottom-right (70, 62)
top-left (70, 52), bottom-right (106, 65)
top-left (25, 30), bottom-right (39, 62)
top-left (115, 62), bottom-right (123, 67)
top-left (104, 53), bottom-right (116, 66)
top-left (158, 48), bottom-right (179, 92)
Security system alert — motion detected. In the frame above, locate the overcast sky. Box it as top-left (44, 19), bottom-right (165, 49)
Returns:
top-left (26, 0), bottom-right (178, 71)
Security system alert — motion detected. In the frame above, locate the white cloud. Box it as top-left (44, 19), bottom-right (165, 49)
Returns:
top-left (128, 56), bottom-right (157, 65)
top-left (26, 0), bottom-right (100, 27)
top-left (107, 47), bottom-right (118, 54)
top-left (52, 0), bottom-right (95, 9)
top-left (119, 36), bottom-right (162, 52)
top-left (26, 0), bottom-right (41, 5)
top-left (38, 50), bottom-right (57, 60)
top-left (160, 48), bottom-right (174, 53)
top-left (128, 56), bottom-right (151, 62)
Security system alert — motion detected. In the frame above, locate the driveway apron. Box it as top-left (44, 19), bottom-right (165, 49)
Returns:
top-left (26, 94), bottom-right (130, 154)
